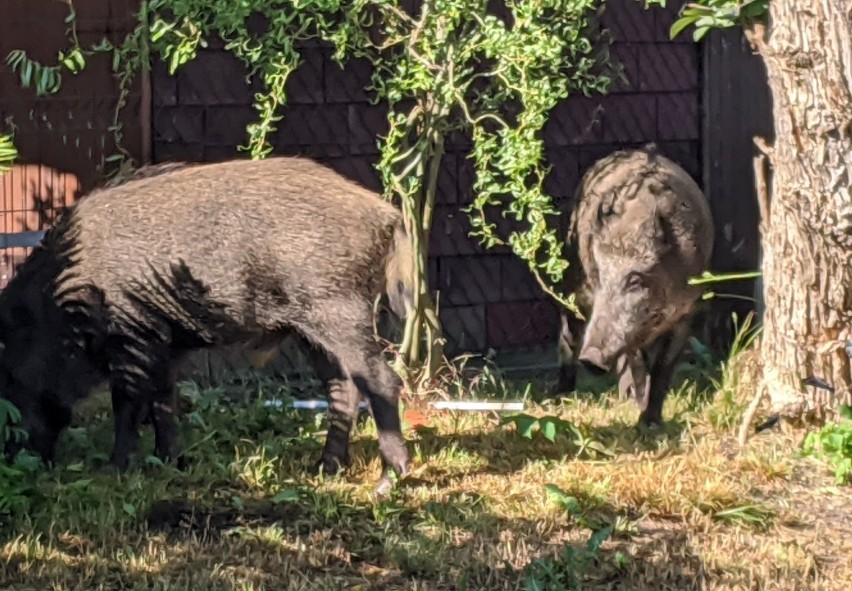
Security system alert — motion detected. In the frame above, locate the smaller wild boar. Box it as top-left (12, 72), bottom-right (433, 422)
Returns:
top-left (0, 156), bottom-right (414, 492)
top-left (554, 144), bottom-right (714, 425)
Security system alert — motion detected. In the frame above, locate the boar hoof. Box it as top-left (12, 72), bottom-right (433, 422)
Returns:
top-left (637, 411), bottom-right (664, 428)
top-left (374, 474), bottom-right (395, 497)
top-left (312, 455), bottom-right (348, 478)
top-left (110, 452), bottom-right (131, 473)
top-left (378, 437), bottom-right (410, 479)
top-left (374, 461), bottom-right (409, 497)
top-left (174, 455), bottom-right (189, 471)
top-left (552, 368), bottom-right (577, 395)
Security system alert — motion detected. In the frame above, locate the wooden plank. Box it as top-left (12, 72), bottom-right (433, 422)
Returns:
top-left (701, 27), bottom-right (773, 351)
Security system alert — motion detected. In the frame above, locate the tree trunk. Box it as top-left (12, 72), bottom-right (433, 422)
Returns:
top-left (749, 2), bottom-right (852, 421)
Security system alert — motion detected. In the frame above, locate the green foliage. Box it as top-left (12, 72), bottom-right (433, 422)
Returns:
top-left (802, 405), bottom-right (852, 485)
top-left (709, 503), bottom-right (775, 529)
top-left (4, 0), bottom-right (618, 380)
top-left (328, 0), bottom-right (616, 374)
top-left (688, 270), bottom-right (762, 302)
top-left (0, 455), bottom-right (41, 521)
top-left (0, 398), bottom-right (26, 449)
top-left (500, 413), bottom-right (616, 458)
top-left (545, 484), bottom-right (637, 535)
top-left (4, 1), bottom-right (88, 96)
top-left (0, 399), bottom-right (41, 521)
top-left (524, 484), bottom-right (615, 590)
top-left (146, 0), bottom-right (345, 159)
top-left (3, 0), bottom-right (162, 165)
top-left (5, 50), bottom-right (65, 96)
top-left (704, 311), bottom-right (762, 429)
top-left (0, 132), bottom-right (17, 174)
top-left (643, 0), bottom-right (769, 41)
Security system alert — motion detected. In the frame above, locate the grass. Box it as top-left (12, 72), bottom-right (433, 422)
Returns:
top-left (1, 349), bottom-right (851, 590)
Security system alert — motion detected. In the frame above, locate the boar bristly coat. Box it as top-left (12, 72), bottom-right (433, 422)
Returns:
top-left (555, 145), bottom-right (714, 425)
top-left (0, 157), bottom-right (414, 488)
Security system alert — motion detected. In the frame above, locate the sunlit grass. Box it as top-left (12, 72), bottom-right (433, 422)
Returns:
top-left (1, 341), bottom-right (849, 590)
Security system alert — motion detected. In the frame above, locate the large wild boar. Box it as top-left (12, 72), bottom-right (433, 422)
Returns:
top-left (0, 156), bottom-right (413, 491)
top-left (554, 144), bottom-right (714, 425)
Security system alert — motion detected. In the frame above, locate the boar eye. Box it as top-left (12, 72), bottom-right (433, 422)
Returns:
top-left (625, 272), bottom-right (646, 291)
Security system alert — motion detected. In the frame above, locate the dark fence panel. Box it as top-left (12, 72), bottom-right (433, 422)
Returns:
top-left (149, 0), bottom-right (708, 380)
top-left (0, 0), bottom-right (146, 288)
top-left (701, 27), bottom-right (772, 352)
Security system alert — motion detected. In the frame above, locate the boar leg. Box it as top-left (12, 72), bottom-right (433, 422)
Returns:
top-left (302, 301), bottom-right (409, 489)
top-left (553, 308), bottom-right (583, 394)
top-left (109, 383), bottom-right (147, 471)
top-left (616, 352), bottom-right (650, 405)
top-left (148, 360), bottom-right (182, 466)
top-left (640, 321), bottom-right (689, 426)
top-left (108, 334), bottom-right (181, 471)
top-left (305, 343), bottom-right (362, 476)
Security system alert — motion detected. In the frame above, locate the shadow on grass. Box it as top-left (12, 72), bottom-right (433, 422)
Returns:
top-left (402, 412), bottom-right (690, 482)
top-left (1, 406), bottom-right (714, 591)
top-left (0, 473), bottom-right (708, 591)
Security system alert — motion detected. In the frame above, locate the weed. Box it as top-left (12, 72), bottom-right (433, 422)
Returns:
top-left (802, 404), bottom-right (852, 484)
top-left (704, 312), bottom-right (762, 429)
top-left (500, 414), bottom-right (616, 459)
top-left (0, 398), bottom-right (25, 448)
top-left (710, 503), bottom-right (776, 529)
top-left (523, 523), bottom-right (613, 591)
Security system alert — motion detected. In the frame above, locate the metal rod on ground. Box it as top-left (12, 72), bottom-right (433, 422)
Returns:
top-left (264, 399), bottom-right (525, 412)
top-left (431, 401), bottom-right (525, 412)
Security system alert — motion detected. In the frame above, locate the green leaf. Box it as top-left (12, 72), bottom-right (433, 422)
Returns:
top-left (545, 484), bottom-right (581, 515)
top-left (740, 0), bottom-right (769, 19)
top-left (693, 25), bottom-right (711, 42)
top-left (669, 16), bottom-right (698, 40)
top-left (69, 478), bottom-right (93, 489)
top-left (271, 489), bottom-right (300, 504)
top-left (145, 455), bottom-right (165, 467)
top-left (540, 417), bottom-right (559, 442)
top-left (21, 60), bottom-right (33, 87)
top-left (502, 413), bottom-right (540, 439)
top-left (13, 452), bottom-right (41, 472)
top-left (586, 525), bottom-right (613, 553)
top-left (123, 503), bottom-right (136, 516)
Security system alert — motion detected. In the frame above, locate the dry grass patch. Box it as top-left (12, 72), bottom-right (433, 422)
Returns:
top-left (1, 363), bottom-right (850, 590)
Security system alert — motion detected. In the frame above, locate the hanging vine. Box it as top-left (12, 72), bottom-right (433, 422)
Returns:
top-left (4, 0), bottom-right (620, 386)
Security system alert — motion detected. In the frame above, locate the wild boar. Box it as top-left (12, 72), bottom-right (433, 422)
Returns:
top-left (0, 156), bottom-right (414, 491)
top-left (554, 144), bottom-right (714, 425)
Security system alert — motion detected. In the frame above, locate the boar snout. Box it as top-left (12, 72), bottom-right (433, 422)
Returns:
top-left (578, 309), bottom-right (625, 373)
top-left (578, 346), bottom-right (610, 374)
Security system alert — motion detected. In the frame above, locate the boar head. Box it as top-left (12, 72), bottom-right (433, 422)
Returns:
top-left (578, 213), bottom-right (695, 373)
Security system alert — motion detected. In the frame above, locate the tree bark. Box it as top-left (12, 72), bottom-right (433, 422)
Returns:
top-left (748, 2), bottom-right (852, 421)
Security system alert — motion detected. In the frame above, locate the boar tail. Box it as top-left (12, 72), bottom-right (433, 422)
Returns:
top-left (384, 221), bottom-right (415, 320)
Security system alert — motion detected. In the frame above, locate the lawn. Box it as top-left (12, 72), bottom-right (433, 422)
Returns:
top-left (1, 350), bottom-right (850, 591)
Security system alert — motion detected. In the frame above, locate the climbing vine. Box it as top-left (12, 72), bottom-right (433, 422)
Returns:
top-left (4, 0), bottom-right (619, 385)
top-left (0, 135), bottom-right (17, 175)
